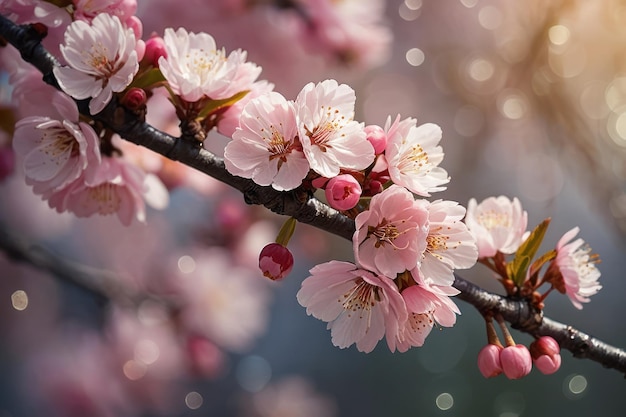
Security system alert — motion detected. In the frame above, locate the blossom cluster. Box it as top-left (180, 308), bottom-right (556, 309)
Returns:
top-left (224, 77), bottom-right (480, 352)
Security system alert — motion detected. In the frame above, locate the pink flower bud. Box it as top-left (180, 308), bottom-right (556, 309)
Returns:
top-left (121, 87), bottom-right (147, 110)
top-left (186, 334), bottom-right (225, 378)
top-left (144, 33), bottom-right (167, 67)
top-left (530, 336), bottom-right (561, 375)
top-left (259, 243), bottom-right (294, 281)
top-left (364, 124), bottom-right (387, 155)
top-left (325, 174), bottom-right (362, 211)
top-left (500, 344), bottom-right (532, 379)
top-left (477, 344), bottom-right (503, 378)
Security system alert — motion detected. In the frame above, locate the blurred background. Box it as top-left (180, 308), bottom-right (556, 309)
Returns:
top-left (2, 0), bottom-right (626, 416)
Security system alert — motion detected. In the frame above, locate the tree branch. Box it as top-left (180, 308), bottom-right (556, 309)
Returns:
top-left (2, 14), bottom-right (625, 376)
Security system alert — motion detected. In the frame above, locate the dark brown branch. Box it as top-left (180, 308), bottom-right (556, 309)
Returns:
top-left (2, 14), bottom-right (625, 375)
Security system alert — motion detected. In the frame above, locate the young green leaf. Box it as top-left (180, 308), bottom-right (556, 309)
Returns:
top-left (506, 218), bottom-right (551, 287)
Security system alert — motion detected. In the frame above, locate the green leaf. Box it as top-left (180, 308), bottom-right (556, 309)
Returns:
top-left (197, 90), bottom-right (250, 120)
top-left (506, 218), bottom-right (551, 287)
top-left (128, 68), bottom-right (166, 90)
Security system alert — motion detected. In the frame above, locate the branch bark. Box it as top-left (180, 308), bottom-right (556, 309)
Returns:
top-left (2, 14), bottom-right (625, 376)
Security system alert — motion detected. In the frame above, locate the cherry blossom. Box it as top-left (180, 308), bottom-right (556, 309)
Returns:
top-left (465, 195), bottom-right (528, 258)
top-left (258, 243), bottom-right (294, 281)
top-left (224, 92), bottom-right (309, 191)
top-left (384, 115), bottom-right (449, 197)
top-left (418, 199), bottom-right (478, 286)
top-left (477, 344), bottom-right (503, 378)
top-left (172, 248), bottom-right (271, 352)
top-left (500, 344), bottom-right (532, 380)
top-left (296, 79), bottom-right (374, 178)
top-left (390, 276), bottom-right (461, 352)
top-left (45, 156), bottom-right (159, 226)
top-left (530, 336), bottom-right (561, 375)
top-left (53, 13), bottom-right (139, 115)
top-left (12, 92), bottom-right (101, 195)
top-left (353, 184), bottom-right (429, 278)
top-left (158, 27), bottom-right (261, 102)
top-left (296, 260), bottom-right (407, 353)
top-left (549, 227), bottom-right (602, 309)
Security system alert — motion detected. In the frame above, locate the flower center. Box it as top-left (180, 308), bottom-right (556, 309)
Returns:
top-left (86, 183), bottom-right (122, 215)
top-left (398, 143), bottom-right (429, 174)
top-left (40, 126), bottom-right (80, 158)
top-left (368, 218), bottom-right (408, 249)
top-left (340, 278), bottom-right (380, 318)
top-left (477, 209), bottom-right (511, 230)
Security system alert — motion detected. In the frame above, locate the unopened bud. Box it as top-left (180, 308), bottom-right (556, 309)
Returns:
top-left (530, 336), bottom-right (561, 375)
top-left (144, 33), bottom-right (167, 67)
top-left (259, 243), bottom-right (294, 281)
top-left (500, 344), bottom-right (532, 379)
top-left (325, 174), bottom-right (362, 211)
top-left (477, 344), bottom-right (503, 378)
top-left (121, 87), bottom-right (147, 110)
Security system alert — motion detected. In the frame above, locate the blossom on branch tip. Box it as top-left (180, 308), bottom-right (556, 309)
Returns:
top-left (296, 79), bottom-right (374, 178)
top-left (547, 227), bottom-right (601, 309)
top-left (296, 261), bottom-right (407, 353)
top-left (53, 13), bottom-right (139, 115)
top-left (158, 27), bottom-right (261, 102)
top-left (384, 115), bottom-right (449, 197)
top-left (465, 195), bottom-right (528, 258)
top-left (224, 92), bottom-right (309, 191)
top-left (353, 184), bottom-right (429, 278)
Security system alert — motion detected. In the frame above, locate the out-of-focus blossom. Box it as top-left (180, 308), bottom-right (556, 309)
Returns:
top-left (45, 156), bottom-right (160, 226)
top-left (53, 13), bottom-right (139, 115)
top-left (324, 174), bottom-right (362, 211)
top-left (224, 92), bottom-right (309, 191)
top-left (296, 79), bottom-right (374, 178)
top-left (0, 133), bottom-right (15, 181)
top-left (296, 260), bottom-right (407, 353)
top-left (293, 0), bottom-right (391, 68)
top-left (241, 376), bottom-right (338, 417)
top-left (172, 248), bottom-right (271, 352)
top-left (258, 243), bottom-right (294, 281)
top-left (186, 334), bottom-right (226, 378)
top-left (477, 344), bottom-right (503, 378)
top-left (73, 0), bottom-right (138, 25)
top-left (547, 227), bottom-right (601, 309)
top-left (158, 27), bottom-right (261, 102)
top-left (353, 184), bottom-right (428, 278)
top-left (500, 344), bottom-right (532, 380)
top-left (384, 115), bottom-right (449, 197)
top-left (465, 196), bottom-right (528, 258)
top-left (418, 199), bottom-right (478, 286)
top-left (530, 336), bottom-right (561, 375)
top-left (13, 92), bottom-right (101, 194)
top-left (0, 0), bottom-right (70, 50)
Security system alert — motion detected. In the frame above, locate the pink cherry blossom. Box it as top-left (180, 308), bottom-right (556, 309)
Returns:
top-left (465, 195), bottom-right (528, 258)
top-left (217, 79), bottom-right (275, 138)
top-left (158, 27), bottom-right (261, 102)
top-left (530, 336), bottom-right (561, 375)
top-left (53, 13), bottom-right (139, 115)
top-left (353, 184), bottom-right (429, 278)
top-left (12, 92), bottom-right (101, 195)
top-left (364, 124), bottom-right (387, 154)
top-left (390, 277), bottom-right (460, 352)
top-left (296, 79), bottom-right (374, 178)
top-left (477, 344), bottom-right (503, 378)
top-left (384, 115), bottom-right (449, 197)
top-left (418, 199), bottom-right (478, 286)
top-left (551, 227), bottom-right (601, 309)
top-left (324, 174), bottom-right (362, 211)
top-left (296, 260), bottom-right (407, 353)
top-left (45, 156), bottom-right (151, 226)
top-left (500, 344), bottom-right (532, 379)
top-left (224, 92), bottom-right (309, 191)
